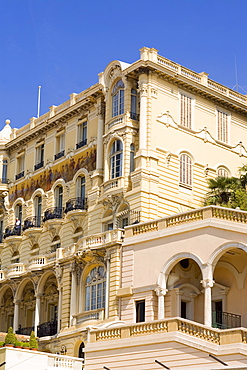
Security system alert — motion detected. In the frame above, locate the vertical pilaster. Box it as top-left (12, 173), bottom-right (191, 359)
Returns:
top-left (156, 288), bottom-right (167, 320)
top-left (13, 300), bottom-right (19, 333)
top-left (70, 262), bottom-right (77, 326)
top-left (34, 295), bottom-right (41, 336)
top-left (139, 75), bottom-right (148, 152)
top-left (201, 279), bottom-right (214, 327)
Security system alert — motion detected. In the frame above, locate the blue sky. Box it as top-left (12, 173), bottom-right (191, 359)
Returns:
top-left (0, 0), bottom-right (247, 129)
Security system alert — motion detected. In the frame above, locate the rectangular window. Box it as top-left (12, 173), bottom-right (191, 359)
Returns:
top-left (217, 110), bottom-right (228, 143)
top-left (34, 143), bottom-right (44, 170)
top-left (180, 94), bottom-right (192, 129)
top-left (136, 300), bottom-right (145, 323)
top-left (77, 122), bottom-right (87, 149)
top-left (16, 154), bottom-right (25, 180)
top-left (55, 133), bottom-right (65, 160)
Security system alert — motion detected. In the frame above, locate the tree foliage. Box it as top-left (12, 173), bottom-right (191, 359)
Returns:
top-left (204, 166), bottom-right (247, 210)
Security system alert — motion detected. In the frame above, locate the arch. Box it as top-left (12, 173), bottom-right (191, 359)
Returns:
top-left (217, 165), bottom-right (230, 178)
top-left (0, 284), bottom-right (14, 304)
top-left (37, 270), bottom-right (57, 296)
top-left (177, 149), bottom-right (195, 163)
top-left (12, 197), bottom-right (25, 210)
top-left (51, 178), bottom-right (66, 193)
top-left (31, 188), bottom-right (45, 201)
top-left (174, 283), bottom-right (201, 296)
top-left (208, 242), bottom-right (247, 271)
top-left (157, 252), bottom-right (204, 290)
top-left (15, 278), bottom-right (35, 301)
top-left (72, 168), bottom-right (89, 183)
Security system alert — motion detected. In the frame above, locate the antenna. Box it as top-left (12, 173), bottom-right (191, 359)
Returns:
top-left (232, 57), bottom-right (247, 94)
top-left (37, 86), bottom-right (42, 118)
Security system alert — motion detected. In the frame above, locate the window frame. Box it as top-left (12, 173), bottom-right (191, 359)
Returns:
top-left (85, 266), bottom-right (106, 312)
top-left (76, 121), bottom-right (87, 149)
top-left (112, 80), bottom-right (125, 118)
top-left (179, 153), bottom-right (192, 188)
top-left (110, 140), bottom-right (123, 179)
top-left (35, 143), bottom-right (44, 170)
top-left (217, 109), bottom-right (229, 144)
top-left (2, 159), bottom-right (8, 184)
top-left (179, 92), bottom-right (194, 129)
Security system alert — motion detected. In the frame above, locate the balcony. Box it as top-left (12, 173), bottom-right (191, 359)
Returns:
top-left (103, 177), bottom-right (124, 193)
top-left (4, 224), bottom-right (22, 239)
top-left (130, 112), bottom-right (139, 121)
top-left (29, 256), bottom-right (47, 270)
top-left (65, 197), bottom-right (87, 213)
top-left (54, 150), bottom-right (65, 161)
top-left (43, 207), bottom-right (64, 222)
top-left (0, 233), bottom-right (3, 243)
top-left (78, 229), bottom-right (124, 250)
top-left (7, 263), bottom-right (25, 278)
top-left (73, 308), bottom-right (104, 325)
top-left (34, 161), bottom-right (44, 171)
top-left (76, 138), bottom-right (87, 149)
top-left (16, 326), bottom-right (34, 335)
top-left (23, 216), bottom-right (42, 231)
top-left (37, 319), bottom-right (57, 337)
top-left (212, 310), bottom-right (241, 329)
top-left (15, 171), bottom-right (24, 181)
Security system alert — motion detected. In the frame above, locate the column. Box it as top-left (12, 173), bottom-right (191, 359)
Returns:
top-left (34, 295), bottom-right (41, 336)
top-left (70, 266), bottom-right (77, 326)
top-left (201, 279), bottom-right (214, 327)
top-left (156, 287), bottom-right (167, 320)
top-left (57, 287), bottom-right (62, 333)
top-left (105, 254), bottom-right (110, 319)
top-left (139, 77), bottom-right (148, 151)
top-left (13, 300), bottom-right (19, 333)
top-left (96, 111), bottom-right (104, 171)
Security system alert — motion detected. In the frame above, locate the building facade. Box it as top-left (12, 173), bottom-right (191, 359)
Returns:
top-left (0, 47), bottom-right (247, 368)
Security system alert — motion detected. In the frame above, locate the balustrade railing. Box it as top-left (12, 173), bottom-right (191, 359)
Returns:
top-left (7, 263), bottom-right (25, 277)
top-left (43, 207), bottom-right (64, 222)
top-left (130, 112), bottom-right (139, 120)
top-left (54, 150), bottom-right (65, 161)
top-left (16, 326), bottom-right (34, 335)
top-left (37, 319), bottom-right (57, 337)
top-left (4, 224), bottom-right (22, 238)
top-left (23, 216), bottom-right (42, 231)
top-left (65, 197), bottom-right (87, 213)
top-left (212, 310), bottom-right (241, 329)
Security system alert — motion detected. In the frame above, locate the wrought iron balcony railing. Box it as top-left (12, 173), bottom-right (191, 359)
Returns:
top-left (34, 161), bottom-right (44, 171)
top-left (16, 326), bottom-right (34, 335)
top-left (0, 233), bottom-right (3, 243)
top-left (15, 171), bottom-right (24, 180)
top-left (23, 216), bottom-right (42, 231)
top-left (4, 224), bottom-right (22, 238)
top-left (54, 150), bottom-right (65, 161)
top-left (65, 197), bottom-right (87, 213)
top-left (130, 112), bottom-right (139, 120)
top-left (76, 139), bottom-right (87, 149)
top-left (43, 207), bottom-right (64, 222)
top-left (212, 310), bottom-right (241, 329)
top-left (37, 319), bottom-right (57, 337)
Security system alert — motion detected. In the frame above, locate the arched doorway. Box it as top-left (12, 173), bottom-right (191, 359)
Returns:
top-left (78, 342), bottom-right (85, 359)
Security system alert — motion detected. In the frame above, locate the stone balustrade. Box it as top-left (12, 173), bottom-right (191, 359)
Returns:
top-left (125, 206), bottom-right (247, 237)
top-left (28, 256), bottom-right (47, 270)
top-left (89, 317), bottom-right (247, 346)
top-left (7, 263), bottom-right (25, 278)
top-left (79, 229), bottom-right (124, 250)
top-left (157, 54), bottom-right (247, 105)
top-left (0, 270), bottom-right (6, 281)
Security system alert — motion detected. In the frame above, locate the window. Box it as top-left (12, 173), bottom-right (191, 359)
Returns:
top-left (179, 154), bottom-right (192, 187)
top-left (34, 195), bottom-right (42, 227)
top-left (51, 236), bottom-right (61, 253)
top-left (217, 110), bottom-right (228, 143)
top-left (217, 167), bottom-right (229, 178)
top-left (130, 89), bottom-right (138, 120)
top-left (77, 121), bottom-right (87, 149)
top-left (76, 176), bottom-right (85, 199)
top-left (55, 133), bottom-right (65, 160)
top-left (16, 154), bottom-right (25, 180)
top-left (130, 144), bottom-right (135, 173)
top-left (112, 80), bottom-right (124, 117)
top-left (35, 144), bottom-right (44, 170)
top-left (85, 266), bottom-right (106, 311)
top-left (15, 204), bottom-right (22, 222)
top-left (55, 186), bottom-right (63, 209)
top-left (2, 159), bottom-right (8, 183)
top-left (180, 94), bottom-right (192, 129)
top-left (110, 140), bottom-right (123, 178)
top-left (11, 251), bottom-right (20, 264)
top-left (136, 300), bottom-right (145, 323)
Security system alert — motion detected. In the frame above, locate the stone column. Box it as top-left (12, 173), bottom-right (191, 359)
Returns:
top-left (34, 295), bottom-right (41, 336)
top-left (105, 253), bottom-right (111, 319)
top-left (57, 287), bottom-right (62, 333)
top-left (201, 279), bottom-right (214, 327)
top-left (13, 300), bottom-right (19, 333)
top-left (70, 263), bottom-right (77, 326)
top-left (139, 77), bottom-right (148, 151)
top-left (156, 287), bottom-right (167, 320)
top-left (96, 109), bottom-right (104, 171)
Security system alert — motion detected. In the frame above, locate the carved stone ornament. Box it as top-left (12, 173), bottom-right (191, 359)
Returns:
top-left (109, 65), bottom-right (122, 80)
top-left (55, 264), bottom-right (63, 282)
top-left (101, 194), bottom-right (123, 213)
top-left (103, 130), bottom-right (125, 146)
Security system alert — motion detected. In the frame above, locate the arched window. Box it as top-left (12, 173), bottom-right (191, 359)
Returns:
top-left (179, 154), bottom-right (192, 187)
top-left (130, 144), bottom-right (135, 173)
top-left (110, 140), bottom-right (123, 179)
top-left (51, 236), bottom-right (61, 253)
top-left (217, 167), bottom-right (229, 178)
top-left (85, 266), bottom-right (106, 311)
top-left (112, 80), bottom-right (124, 117)
top-left (2, 159), bottom-right (8, 184)
top-left (130, 89), bottom-right (138, 120)
top-left (54, 186), bottom-right (63, 209)
top-left (78, 342), bottom-right (85, 359)
top-left (34, 195), bottom-right (42, 227)
top-left (15, 204), bottom-right (22, 222)
top-left (76, 176), bottom-right (85, 200)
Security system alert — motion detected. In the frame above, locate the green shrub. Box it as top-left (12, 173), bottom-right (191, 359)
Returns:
top-left (15, 340), bottom-right (22, 347)
top-left (22, 342), bottom-right (30, 348)
top-left (29, 331), bottom-right (38, 349)
top-left (0, 341), bottom-right (4, 347)
top-left (4, 327), bottom-right (17, 345)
